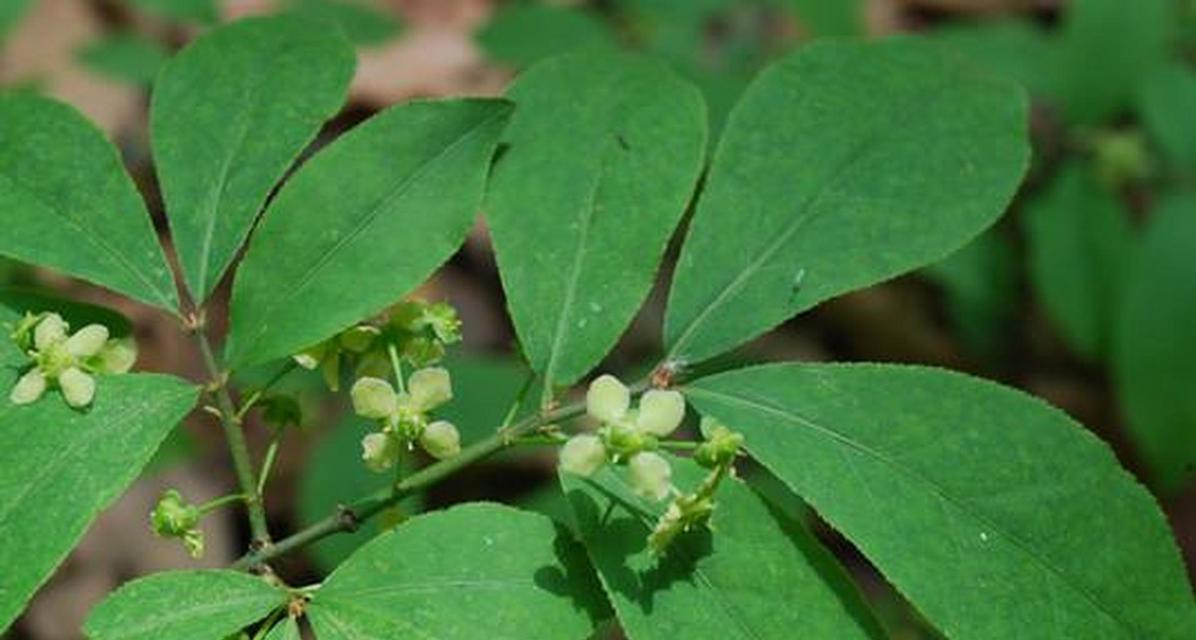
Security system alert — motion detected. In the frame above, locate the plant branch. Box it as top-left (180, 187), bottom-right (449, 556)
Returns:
top-left (195, 333), bottom-right (272, 547)
top-left (231, 386), bottom-right (645, 569)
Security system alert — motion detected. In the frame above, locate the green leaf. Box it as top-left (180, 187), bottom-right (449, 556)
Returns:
top-left (436, 354), bottom-right (532, 445)
top-left (930, 19), bottom-right (1055, 98)
top-left (79, 32), bottom-right (169, 86)
top-left (1054, 0), bottom-right (1171, 125)
top-left (479, 5), bottom-right (614, 67)
top-left (786, 0), bottom-right (864, 38)
top-left (263, 617), bottom-right (301, 640)
top-left (486, 50), bottom-right (705, 390)
top-left (227, 98), bottom-right (512, 369)
top-left (83, 570), bottom-right (287, 640)
top-left (1139, 63), bottom-right (1196, 171)
top-left (306, 503), bottom-right (609, 638)
top-left (128, 0), bottom-right (219, 25)
top-left (664, 37), bottom-right (1029, 364)
top-left (0, 374), bottom-right (198, 632)
top-left (288, 0), bottom-right (403, 47)
top-left (1114, 193), bottom-right (1196, 493)
top-left (298, 414), bottom-right (421, 572)
top-left (152, 16), bottom-right (355, 301)
top-left (685, 363), bottom-right (1196, 639)
top-left (0, 94), bottom-right (179, 312)
top-left (922, 231), bottom-right (1017, 361)
top-left (561, 454), bottom-right (885, 639)
top-left (1024, 162), bottom-right (1132, 360)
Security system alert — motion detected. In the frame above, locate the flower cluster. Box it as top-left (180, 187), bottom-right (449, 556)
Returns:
top-left (8, 312), bottom-right (136, 409)
top-left (351, 366), bottom-right (461, 471)
top-left (293, 299), bottom-right (461, 391)
top-left (559, 374), bottom-right (687, 501)
top-left (149, 489), bottom-right (204, 558)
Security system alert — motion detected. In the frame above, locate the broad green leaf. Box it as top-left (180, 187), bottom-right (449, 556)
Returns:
top-left (561, 454), bottom-right (885, 640)
top-left (152, 16), bottom-right (355, 301)
top-left (686, 363), bottom-right (1196, 639)
top-left (0, 94), bottom-right (179, 312)
top-left (298, 414), bottom-right (421, 572)
top-left (128, 0), bottom-right (218, 25)
top-left (923, 231), bottom-right (1017, 361)
top-left (1139, 63), bottom-right (1196, 171)
top-left (0, 289), bottom-right (133, 369)
top-left (79, 32), bottom-right (169, 86)
top-left (664, 38), bottom-right (1029, 364)
top-left (227, 98), bottom-right (512, 369)
top-left (786, 0), bottom-right (864, 38)
top-left (1024, 162), bottom-right (1132, 360)
top-left (287, 0), bottom-right (403, 47)
top-left (930, 19), bottom-right (1055, 98)
top-left (307, 503), bottom-right (610, 639)
top-left (83, 570), bottom-right (287, 640)
top-left (0, 375), bottom-right (198, 632)
top-left (479, 4), bottom-right (613, 67)
top-left (486, 50), bottom-right (705, 391)
top-left (1114, 194), bottom-right (1196, 493)
top-left (263, 617), bottom-right (301, 640)
top-left (1055, 0), bottom-right (1171, 125)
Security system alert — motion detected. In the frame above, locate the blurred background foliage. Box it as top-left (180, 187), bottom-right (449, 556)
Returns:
top-left (1, 0), bottom-right (1195, 638)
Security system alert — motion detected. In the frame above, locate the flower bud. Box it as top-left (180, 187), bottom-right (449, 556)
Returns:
top-left (361, 432), bottom-right (400, 472)
top-left (33, 313), bottom-right (67, 351)
top-left (351, 377), bottom-right (398, 419)
top-left (420, 420), bottom-right (461, 460)
top-left (627, 452), bottom-right (672, 502)
top-left (292, 342), bottom-right (327, 370)
top-left (408, 367), bottom-right (452, 411)
top-left (559, 434), bottom-right (607, 476)
top-left (339, 325), bottom-right (380, 353)
top-left (424, 302), bottom-right (462, 344)
top-left (10, 312), bottom-right (42, 350)
top-left (150, 489), bottom-right (199, 536)
top-left (59, 367), bottom-right (96, 409)
top-left (586, 374), bottom-right (629, 423)
top-left (694, 424), bottom-right (744, 468)
top-left (65, 324), bottom-right (109, 358)
top-left (635, 389), bottom-right (686, 436)
top-left (10, 369), bottom-right (46, 405)
top-left (96, 337), bottom-right (137, 374)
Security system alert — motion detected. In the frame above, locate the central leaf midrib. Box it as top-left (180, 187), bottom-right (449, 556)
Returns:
top-left (684, 385), bottom-right (1133, 635)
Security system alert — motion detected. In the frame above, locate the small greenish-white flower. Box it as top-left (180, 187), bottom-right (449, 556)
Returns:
top-left (636, 389), bottom-right (686, 437)
top-left (351, 377), bottom-right (399, 419)
top-left (408, 367), bottom-right (452, 411)
top-left (420, 420), bottom-right (461, 460)
top-left (339, 325), bottom-right (380, 353)
top-left (628, 452), bottom-right (673, 502)
top-left (559, 434), bottom-right (607, 476)
top-left (149, 489), bottom-right (204, 558)
top-left (8, 313), bottom-right (133, 409)
top-left (586, 374), bottom-right (630, 423)
top-left (361, 432), bottom-right (400, 472)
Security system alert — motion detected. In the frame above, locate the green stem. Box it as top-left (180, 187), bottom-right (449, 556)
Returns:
top-left (256, 432), bottom-right (283, 497)
top-left (196, 333), bottom-right (272, 547)
top-left (500, 372), bottom-right (536, 429)
top-left (196, 493), bottom-right (248, 516)
top-left (231, 386), bottom-right (646, 570)
top-left (387, 343), bottom-right (406, 393)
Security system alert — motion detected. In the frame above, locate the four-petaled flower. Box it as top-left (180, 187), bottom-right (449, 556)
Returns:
top-left (351, 366), bottom-right (461, 471)
top-left (8, 313), bottom-right (136, 409)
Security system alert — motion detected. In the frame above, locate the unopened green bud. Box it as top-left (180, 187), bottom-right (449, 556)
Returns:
top-left (150, 489), bottom-right (199, 537)
top-left (402, 336), bottom-right (445, 367)
top-left (65, 324), bottom-right (109, 359)
top-left (355, 351), bottom-right (391, 379)
top-left (636, 389), bottom-right (686, 437)
top-left (95, 337), bottom-right (137, 374)
top-left (408, 367), bottom-right (452, 411)
top-left (261, 395), bottom-right (302, 429)
top-left (361, 432), bottom-right (400, 472)
top-left (59, 367), bottom-right (96, 409)
top-left (351, 377), bottom-right (398, 419)
top-left (339, 325), bottom-right (380, 353)
top-left (292, 342), bottom-right (328, 370)
top-left (424, 301), bottom-right (462, 344)
top-left (559, 434), bottom-right (607, 476)
top-left (628, 452), bottom-right (672, 502)
top-left (586, 374), bottom-right (629, 423)
top-left (33, 313), bottom-right (67, 351)
top-left (10, 369), bottom-right (47, 405)
top-left (420, 420), bottom-right (461, 460)
top-left (694, 424), bottom-right (744, 468)
top-left (9, 312), bottom-right (43, 351)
